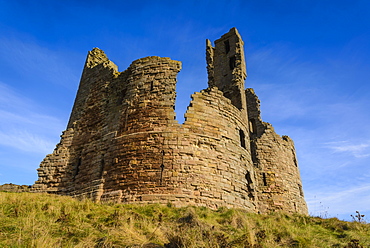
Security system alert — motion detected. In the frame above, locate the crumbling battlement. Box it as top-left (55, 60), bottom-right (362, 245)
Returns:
top-left (33, 28), bottom-right (308, 215)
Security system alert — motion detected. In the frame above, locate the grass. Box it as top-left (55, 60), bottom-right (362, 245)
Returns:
top-left (0, 192), bottom-right (369, 247)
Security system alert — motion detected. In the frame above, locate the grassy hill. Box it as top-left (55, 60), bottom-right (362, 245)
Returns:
top-left (0, 192), bottom-right (369, 247)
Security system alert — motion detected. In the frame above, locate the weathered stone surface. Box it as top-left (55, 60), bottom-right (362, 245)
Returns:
top-left (0, 183), bottom-right (31, 193)
top-left (33, 28), bottom-right (308, 215)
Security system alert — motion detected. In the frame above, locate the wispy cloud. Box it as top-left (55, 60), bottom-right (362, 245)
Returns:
top-left (0, 130), bottom-right (55, 154)
top-left (0, 81), bottom-right (63, 154)
top-left (246, 43), bottom-right (370, 220)
top-left (246, 45), bottom-right (327, 123)
top-left (325, 141), bottom-right (370, 158)
top-left (0, 33), bottom-right (80, 156)
top-left (0, 34), bottom-right (80, 90)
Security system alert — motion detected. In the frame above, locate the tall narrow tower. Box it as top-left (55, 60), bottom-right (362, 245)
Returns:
top-left (206, 27), bottom-right (247, 111)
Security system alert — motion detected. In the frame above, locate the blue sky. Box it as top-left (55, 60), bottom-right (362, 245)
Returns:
top-left (1, 0), bottom-right (370, 221)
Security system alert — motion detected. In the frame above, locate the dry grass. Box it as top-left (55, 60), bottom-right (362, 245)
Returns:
top-left (0, 192), bottom-right (369, 247)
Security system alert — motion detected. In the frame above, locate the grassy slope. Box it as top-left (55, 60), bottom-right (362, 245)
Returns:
top-left (0, 192), bottom-right (369, 248)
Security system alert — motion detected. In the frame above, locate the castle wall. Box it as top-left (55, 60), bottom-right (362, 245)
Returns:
top-left (179, 87), bottom-right (255, 210)
top-left (33, 28), bottom-right (308, 215)
top-left (99, 87), bottom-right (256, 211)
top-left (33, 50), bottom-right (256, 211)
top-left (246, 88), bottom-right (308, 214)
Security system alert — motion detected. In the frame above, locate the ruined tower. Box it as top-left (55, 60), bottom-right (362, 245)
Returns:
top-left (33, 28), bottom-right (308, 215)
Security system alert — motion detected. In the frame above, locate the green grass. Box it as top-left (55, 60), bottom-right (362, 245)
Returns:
top-left (0, 192), bottom-right (369, 247)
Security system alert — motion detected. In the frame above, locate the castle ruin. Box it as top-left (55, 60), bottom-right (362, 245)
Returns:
top-left (33, 28), bottom-right (308, 215)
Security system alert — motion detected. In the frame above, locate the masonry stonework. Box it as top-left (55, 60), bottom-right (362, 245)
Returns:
top-left (33, 28), bottom-right (308, 215)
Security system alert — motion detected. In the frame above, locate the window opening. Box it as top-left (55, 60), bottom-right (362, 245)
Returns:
top-left (249, 119), bottom-right (257, 134)
top-left (160, 150), bottom-right (165, 185)
top-left (224, 40), bottom-right (230, 54)
top-left (229, 56), bottom-right (236, 70)
top-left (239, 129), bottom-right (246, 149)
top-left (245, 170), bottom-right (254, 200)
top-left (262, 173), bottom-right (267, 186)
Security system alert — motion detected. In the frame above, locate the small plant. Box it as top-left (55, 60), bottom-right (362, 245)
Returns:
top-left (351, 211), bottom-right (366, 223)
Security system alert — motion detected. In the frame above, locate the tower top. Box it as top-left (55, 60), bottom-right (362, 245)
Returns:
top-left (84, 47), bottom-right (118, 71)
top-left (206, 27), bottom-right (247, 110)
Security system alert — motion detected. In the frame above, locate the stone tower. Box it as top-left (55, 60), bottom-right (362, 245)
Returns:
top-left (206, 27), bottom-right (247, 111)
top-left (33, 28), bottom-right (308, 215)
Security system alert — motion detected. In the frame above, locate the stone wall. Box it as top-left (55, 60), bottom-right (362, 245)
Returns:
top-left (0, 184), bottom-right (31, 193)
top-left (33, 28), bottom-right (308, 215)
top-left (246, 88), bottom-right (308, 214)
